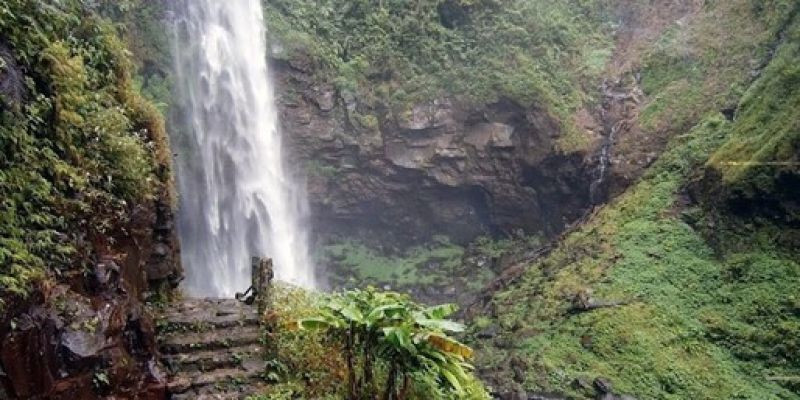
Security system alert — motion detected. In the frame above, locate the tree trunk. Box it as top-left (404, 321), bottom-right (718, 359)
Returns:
top-left (346, 325), bottom-right (358, 400)
top-left (363, 333), bottom-right (375, 398)
top-left (383, 363), bottom-right (397, 400)
top-left (398, 374), bottom-right (410, 400)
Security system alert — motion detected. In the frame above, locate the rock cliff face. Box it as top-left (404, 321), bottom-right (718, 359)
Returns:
top-left (0, 197), bottom-right (181, 400)
top-left (266, 1), bottom-right (711, 253)
top-left (273, 58), bottom-right (598, 248)
top-left (0, 29), bottom-right (182, 399)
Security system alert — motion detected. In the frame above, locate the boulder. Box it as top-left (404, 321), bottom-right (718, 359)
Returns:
top-left (465, 123), bottom-right (515, 151)
top-left (593, 377), bottom-right (613, 394)
top-left (307, 86), bottom-right (336, 111)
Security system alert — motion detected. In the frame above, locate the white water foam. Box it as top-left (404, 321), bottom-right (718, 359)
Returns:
top-left (172, 0), bottom-right (314, 297)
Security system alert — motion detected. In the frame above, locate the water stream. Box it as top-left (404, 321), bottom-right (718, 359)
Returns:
top-left (171, 0), bottom-right (314, 297)
top-left (589, 75), bottom-right (640, 205)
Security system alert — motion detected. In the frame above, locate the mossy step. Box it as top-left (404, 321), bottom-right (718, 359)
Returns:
top-left (171, 393), bottom-right (242, 400)
top-left (162, 344), bottom-right (264, 373)
top-left (169, 381), bottom-right (268, 400)
top-left (166, 367), bottom-right (263, 395)
top-left (171, 391), bottom-right (254, 400)
top-left (158, 299), bottom-right (259, 333)
top-left (158, 312), bottom-right (259, 334)
top-left (159, 325), bottom-right (261, 354)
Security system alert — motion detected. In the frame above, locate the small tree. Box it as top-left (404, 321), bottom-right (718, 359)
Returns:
top-left (298, 288), bottom-right (487, 400)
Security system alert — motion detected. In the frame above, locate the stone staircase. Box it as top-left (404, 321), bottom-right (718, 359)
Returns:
top-left (157, 298), bottom-right (267, 400)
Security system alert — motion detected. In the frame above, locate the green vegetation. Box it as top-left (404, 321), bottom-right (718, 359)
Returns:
top-left (255, 285), bottom-right (488, 399)
top-left (264, 0), bottom-right (614, 134)
top-left (2, 1), bottom-right (798, 398)
top-left (0, 0), bottom-right (172, 311)
top-left (470, 12), bottom-right (800, 398)
top-left (322, 237), bottom-right (498, 303)
top-left (97, 0), bottom-right (175, 113)
top-left (708, 14), bottom-right (800, 185)
top-left (306, 160), bottom-right (341, 179)
top-left (323, 238), bottom-right (465, 286)
top-left (473, 235), bottom-right (539, 259)
top-left (638, 0), bottom-right (797, 136)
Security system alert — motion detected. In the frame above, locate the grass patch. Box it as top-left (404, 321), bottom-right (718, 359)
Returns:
top-left (707, 19), bottom-right (800, 185)
top-left (323, 237), bottom-right (465, 286)
top-left (471, 14), bottom-right (800, 396)
top-left (638, 0), bottom-right (786, 136)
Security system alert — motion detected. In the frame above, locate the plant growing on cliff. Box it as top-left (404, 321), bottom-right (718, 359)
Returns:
top-left (0, 0), bottom-right (173, 312)
top-left (264, 0), bottom-right (614, 129)
top-left (298, 288), bottom-right (487, 400)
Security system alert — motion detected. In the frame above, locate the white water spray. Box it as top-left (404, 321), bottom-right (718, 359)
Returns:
top-left (172, 0), bottom-right (314, 297)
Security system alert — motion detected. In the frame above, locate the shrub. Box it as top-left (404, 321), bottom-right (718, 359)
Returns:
top-left (260, 286), bottom-right (488, 399)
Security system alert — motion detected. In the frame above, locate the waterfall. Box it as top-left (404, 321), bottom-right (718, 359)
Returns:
top-left (171, 0), bottom-right (314, 297)
top-left (589, 75), bottom-right (641, 205)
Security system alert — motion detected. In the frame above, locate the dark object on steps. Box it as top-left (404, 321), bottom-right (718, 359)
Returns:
top-left (235, 288), bottom-right (257, 305)
top-left (235, 257), bottom-right (275, 315)
top-left (160, 256), bottom-right (276, 399)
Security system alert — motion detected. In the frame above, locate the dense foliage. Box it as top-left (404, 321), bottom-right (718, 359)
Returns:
top-left (0, 0), bottom-right (172, 311)
top-left (470, 5), bottom-right (800, 398)
top-left (264, 0), bottom-right (613, 133)
top-left (256, 286), bottom-right (488, 399)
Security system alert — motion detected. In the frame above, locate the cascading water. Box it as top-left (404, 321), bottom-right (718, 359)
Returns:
top-left (171, 0), bottom-right (314, 297)
top-left (589, 75), bottom-right (642, 205)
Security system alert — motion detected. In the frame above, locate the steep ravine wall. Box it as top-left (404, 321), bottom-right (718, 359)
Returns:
top-left (0, 198), bottom-right (181, 399)
top-left (466, 2), bottom-right (800, 398)
top-left (267, 0), bottom-right (701, 252)
top-left (273, 58), bottom-right (598, 249)
top-left (0, 2), bottom-right (182, 398)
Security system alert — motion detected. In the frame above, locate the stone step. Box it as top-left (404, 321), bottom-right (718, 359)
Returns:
top-left (171, 391), bottom-right (246, 400)
top-left (159, 312), bottom-right (259, 333)
top-left (171, 392), bottom-right (241, 400)
top-left (163, 344), bottom-right (264, 373)
top-left (158, 299), bottom-right (267, 399)
top-left (158, 299), bottom-right (259, 333)
top-left (167, 367), bottom-right (263, 396)
top-left (159, 325), bottom-right (261, 354)
top-left (169, 383), bottom-right (267, 400)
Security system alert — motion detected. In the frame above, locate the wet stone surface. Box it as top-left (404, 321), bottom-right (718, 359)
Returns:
top-left (157, 299), bottom-right (266, 400)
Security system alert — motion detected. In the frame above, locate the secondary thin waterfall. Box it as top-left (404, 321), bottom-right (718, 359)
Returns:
top-left (171, 0), bottom-right (314, 297)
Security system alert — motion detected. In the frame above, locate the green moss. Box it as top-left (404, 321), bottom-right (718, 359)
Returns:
top-left (554, 124), bottom-right (594, 155)
top-left (264, 0), bottom-right (614, 136)
top-left (0, 0), bottom-right (173, 311)
top-left (324, 238), bottom-right (465, 286)
top-left (638, 1), bottom-right (785, 136)
top-left (471, 16), bottom-right (800, 397)
top-left (305, 160), bottom-right (340, 179)
top-left (103, 0), bottom-right (175, 114)
top-left (708, 21), bottom-right (800, 184)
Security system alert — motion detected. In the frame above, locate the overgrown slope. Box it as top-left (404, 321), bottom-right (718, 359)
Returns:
top-left (0, 1), bottom-right (179, 397)
top-left (265, 0), bottom-right (613, 133)
top-left (469, 7), bottom-right (800, 398)
top-left (0, 0), bottom-right (173, 308)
